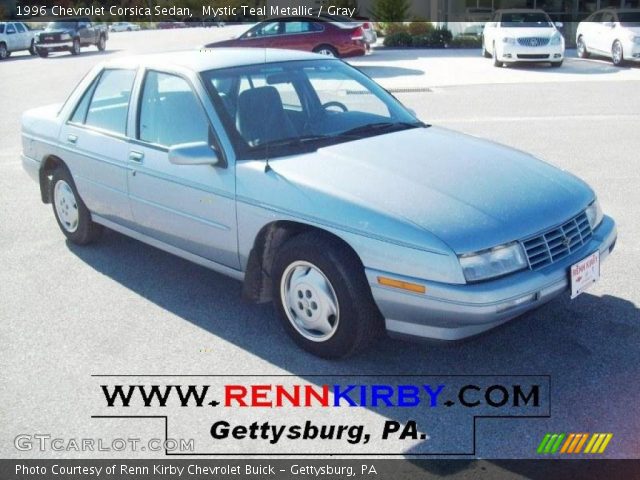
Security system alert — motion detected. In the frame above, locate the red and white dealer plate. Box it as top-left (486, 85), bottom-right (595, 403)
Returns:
top-left (570, 251), bottom-right (600, 299)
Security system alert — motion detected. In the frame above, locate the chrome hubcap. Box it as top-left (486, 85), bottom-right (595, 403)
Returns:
top-left (280, 261), bottom-right (339, 342)
top-left (54, 180), bottom-right (79, 233)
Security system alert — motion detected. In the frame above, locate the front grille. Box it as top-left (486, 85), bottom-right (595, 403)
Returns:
top-left (522, 212), bottom-right (593, 270)
top-left (517, 37), bottom-right (550, 47)
top-left (517, 54), bottom-right (550, 59)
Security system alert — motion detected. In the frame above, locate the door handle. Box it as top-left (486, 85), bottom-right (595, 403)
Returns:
top-left (67, 134), bottom-right (78, 144)
top-left (129, 151), bottom-right (144, 163)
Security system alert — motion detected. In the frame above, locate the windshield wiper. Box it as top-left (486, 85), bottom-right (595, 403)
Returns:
top-left (336, 121), bottom-right (425, 139)
top-left (258, 134), bottom-right (333, 149)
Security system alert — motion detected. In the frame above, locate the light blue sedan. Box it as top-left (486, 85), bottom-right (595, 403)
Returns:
top-left (21, 49), bottom-right (617, 358)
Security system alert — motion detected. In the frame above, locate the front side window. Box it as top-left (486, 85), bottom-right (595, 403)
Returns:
top-left (0, 24), bottom-right (5, 34)
top-left (6, 23), bottom-right (15, 34)
top-left (81, 69), bottom-right (136, 135)
top-left (246, 21), bottom-right (281, 38)
top-left (202, 60), bottom-right (421, 158)
top-left (138, 71), bottom-right (210, 147)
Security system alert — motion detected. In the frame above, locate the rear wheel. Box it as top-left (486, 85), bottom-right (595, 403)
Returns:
top-left (0, 43), bottom-right (8, 60)
top-left (97, 35), bottom-right (106, 51)
top-left (577, 35), bottom-right (589, 58)
top-left (611, 40), bottom-right (625, 66)
top-left (272, 232), bottom-right (383, 358)
top-left (313, 45), bottom-right (338, 58)
top-left (51, 167), bottom-right (102, 245)
top-left (71, 38), bottom-right (81, 55)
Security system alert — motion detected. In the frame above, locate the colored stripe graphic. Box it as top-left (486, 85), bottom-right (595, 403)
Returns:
top-left (538, 433), bottom-right (613, 454)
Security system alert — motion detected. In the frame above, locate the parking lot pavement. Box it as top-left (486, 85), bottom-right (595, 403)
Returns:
top-left (1, 28), bottom-right (639, 459)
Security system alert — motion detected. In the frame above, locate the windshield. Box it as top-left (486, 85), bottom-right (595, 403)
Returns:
top-left (501, 13), bottom-right (552, 27)
top-left (201, 60), bottom-right (422, 158)
top-left (46, 21), bottom-right (76, 31)
top-left (619, 12), bottom-right (640, 26)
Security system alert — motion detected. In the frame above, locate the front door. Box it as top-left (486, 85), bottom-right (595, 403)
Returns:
top-left (127, 70), bottom-right (238, 268)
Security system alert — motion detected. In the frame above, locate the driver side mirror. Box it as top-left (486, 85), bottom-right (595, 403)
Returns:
top-left (555, 21), bottom-right (563, 28)
top-left (168, 141), bottom-right (220, 166)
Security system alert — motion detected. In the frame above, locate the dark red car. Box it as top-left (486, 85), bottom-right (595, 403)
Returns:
top-left (203, 17), bottom-right (366, 58)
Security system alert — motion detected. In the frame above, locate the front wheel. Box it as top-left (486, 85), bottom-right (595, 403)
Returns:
top-left (612, 40), bottom-right (625, 66)
top-left (71, 38), bottom-right (81, 55)
top-left (51, 167), bottom-right (102, 245)
top-left (492, 42), bottom-right (502, 67)
top-left (36, 47), bottom-right (49, 58)
top-left (29, 40), bottom-right (37, 56)
top-left (482, 38), bottom-right (491, 58)
top-left (577, 36), bottom-right (589, 58)
top-left (97, 35), bottom-right (106, 51)
top-left (0, 43), bottom-right (9, 60)
top-left (272, 232), bottom-right (383, 358)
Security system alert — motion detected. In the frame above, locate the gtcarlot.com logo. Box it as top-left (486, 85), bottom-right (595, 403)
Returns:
top-left (537, 433), bottom-right (613, 455)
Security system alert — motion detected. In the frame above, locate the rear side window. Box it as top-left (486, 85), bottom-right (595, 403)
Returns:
top-left (81, 69), bottom-right (136, 135)
top-left (16, 23), bottom-right (25, 33)
top-left (138, 71), bottom-right (210, 147)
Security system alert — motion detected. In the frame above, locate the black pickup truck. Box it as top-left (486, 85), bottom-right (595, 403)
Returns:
top-left (35, 18), bottom-right (108, 57)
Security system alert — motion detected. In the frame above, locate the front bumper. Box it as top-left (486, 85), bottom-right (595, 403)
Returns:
top-left (497, 43), bottom-right (564, 63)
top-left (36, 41), bottom-right (73, 52)
top-left (368, 215), bottom-right (617, 341)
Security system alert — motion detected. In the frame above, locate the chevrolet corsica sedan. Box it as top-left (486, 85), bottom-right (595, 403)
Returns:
top-left (21, 49), bottom-right (617, 358)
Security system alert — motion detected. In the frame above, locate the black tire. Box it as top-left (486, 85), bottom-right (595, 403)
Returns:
top-left (551, 60), bottom-right (563, 68)
top-left (611, 40), bottom-right (625, 67)
top-left (97, 35), bottom-right (106, 51)
top-left (50, 166), bottom-right (102, 245)
top-left (29, 40), bottom-right (37, 56)
top-left (36, 47), bottom-right (49, 58)
top-left (0, 42), bottom-right (8, 60)
top-left (492, 42), bottom-right (502, 67)
top-left (71, 38), bottom-right (81, 55)
top-left (313, 45), bottom-right (339, 58)
top-left (272, 232), bottom-right (383, 358)
top-left (577, 35), bottom-right (589, 58)
top-left (482, 38), bottom-right (491, 58)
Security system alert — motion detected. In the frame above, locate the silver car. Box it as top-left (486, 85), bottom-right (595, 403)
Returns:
top-left (21, 49), bottom-right (617, 358)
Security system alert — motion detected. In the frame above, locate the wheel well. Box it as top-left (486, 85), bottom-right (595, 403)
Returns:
top-left (39, 155), bottom-right (66, 203)
top-left (242, 221), bottom-right (361, 303)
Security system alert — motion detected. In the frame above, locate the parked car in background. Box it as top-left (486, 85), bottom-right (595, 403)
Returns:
top-left (0, 22), bottom-right (37, 59)
top-left (203, 18), bottom-right (366, 58)
top-left (35, 19), bottom-right (108, 57)
top-left (21, 49), bottom-right (616, 358)
top-left (157, 22), bottom-right (188, 29)
top-left (576, 9), bottom-right (640, 66)
top-left (109, 22), bottom-right (141, 32)
top-left (483, 9), bottom-right (565, 67)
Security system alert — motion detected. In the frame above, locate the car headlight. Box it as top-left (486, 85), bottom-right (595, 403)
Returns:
top-left (550, 33), bottom-right (563, 45)
top-left (60, 33), bottom-right (71, 41)
top-left (459, 242), bottom-right (528, 282)
top-left (585, 199), bottom-right (603, 230)
top-left (502, 37), bottom-right (516, 45)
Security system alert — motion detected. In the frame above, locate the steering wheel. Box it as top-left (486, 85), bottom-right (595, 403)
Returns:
top-left (322, 101), bottom-right (348, 113)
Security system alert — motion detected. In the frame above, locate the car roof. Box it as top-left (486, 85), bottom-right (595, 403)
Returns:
top-left (102, 48), bottom-right (325, 73)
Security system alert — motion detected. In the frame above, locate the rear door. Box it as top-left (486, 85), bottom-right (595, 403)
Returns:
top-left (60, 68), bottom-right (137, 225)
top-left (126, 69), bottom-right (238, 267)
top-left (77, 19), bottom-right (94, 45)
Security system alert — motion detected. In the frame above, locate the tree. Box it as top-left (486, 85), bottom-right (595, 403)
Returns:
top-left (370, 0), bottom-right (410, 22)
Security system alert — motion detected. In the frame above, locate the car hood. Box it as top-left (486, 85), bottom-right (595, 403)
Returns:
top-left (41, 28), bottom-right (75, 35)
top-left (261, 127), bottom-right (594, 254)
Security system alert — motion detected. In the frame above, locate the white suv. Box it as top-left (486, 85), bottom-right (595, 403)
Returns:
top-left (0, 22), bottom-right (37, 60)
top-left (576, 9), bottom-right (640, 66)
top-left (483, 9), bottom-right (565, 68)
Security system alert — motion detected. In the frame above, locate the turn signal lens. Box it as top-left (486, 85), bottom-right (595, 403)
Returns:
top-left (377, 277), bottom-right (426, 294)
